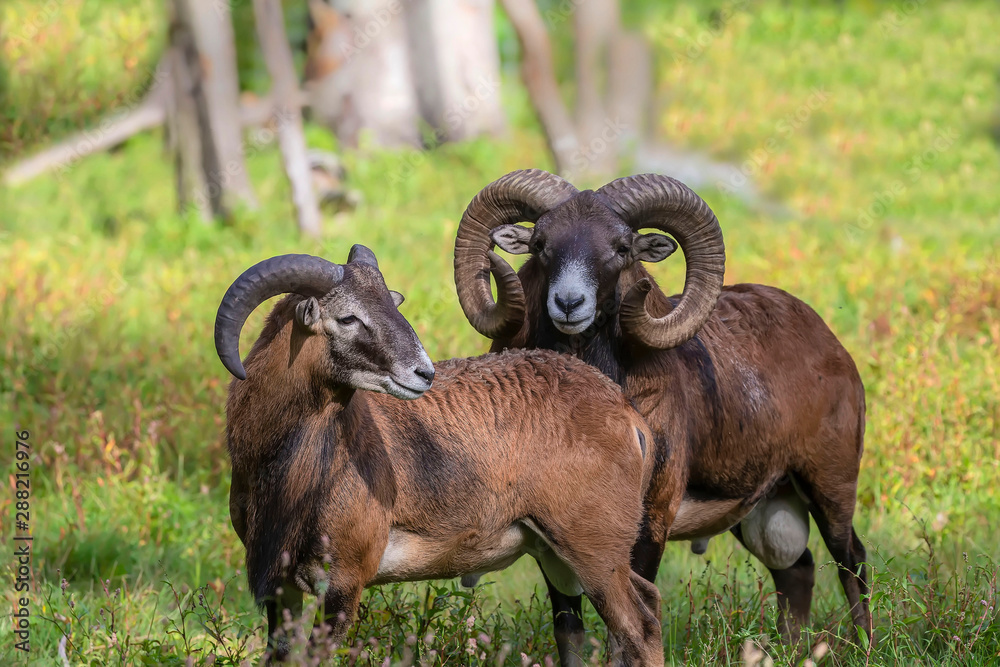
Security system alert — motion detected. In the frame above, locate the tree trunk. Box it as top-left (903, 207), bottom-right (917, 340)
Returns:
top-left (167, 0), bottom-right (256, 219)
top-left (253, 0), bottom-right (323, 239)
top-left (305, 0), bottom-right (422, 148)
top-left (608, 30), bottom-right (652, 155)
top-left (573, 0), bottom-right (619, 176)
top-left (499, 0), bottom-right (578, 174)
top-left (405, 0), bottom-right (505, 143)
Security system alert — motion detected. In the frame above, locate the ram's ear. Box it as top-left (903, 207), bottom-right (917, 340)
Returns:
top-left (389, 290), bottom-right (405, 308)
top-left (295, 297), bottom-right (323, 331)
top-left (632, 232), bottom-right (678, 263)
top-left (491, 224), bottom-right (533, 255)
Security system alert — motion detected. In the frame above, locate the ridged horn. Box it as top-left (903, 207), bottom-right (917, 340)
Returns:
top-left (215, 254), bottom-right (344, 380)
top-left (597, 174), bottom-right (725, 349)
top-left (454, 169), bottom-right (578, 339)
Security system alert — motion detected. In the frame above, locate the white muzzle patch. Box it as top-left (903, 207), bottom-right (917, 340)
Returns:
top-left (547, 260), bottom-right (597, 335)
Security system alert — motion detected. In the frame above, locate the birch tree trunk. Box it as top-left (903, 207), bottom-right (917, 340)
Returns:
top-left (405, 0), bottom-right (505, 143)
top-left (573, 0), bottom-right (619, 176)
top-left (306, 0), bottom-right (422, 148)
top-left (253, 0), bottom-right (322, 239)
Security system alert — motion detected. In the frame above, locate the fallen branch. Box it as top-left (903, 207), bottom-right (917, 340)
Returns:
top-left (2, 77), bottom-right (308, 187)
top-left (2, 69), bottom-right (171, 186)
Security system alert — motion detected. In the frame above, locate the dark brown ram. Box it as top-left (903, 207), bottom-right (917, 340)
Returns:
top-left (216, 245), bottom-right (664, 665)
top-left (454, 170), bottom-right (871, 662)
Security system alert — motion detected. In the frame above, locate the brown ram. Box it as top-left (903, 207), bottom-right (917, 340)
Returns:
top-left (216, 245), bottom-right (664, 665)
top-left (454, 170), bottom-right (871, 661)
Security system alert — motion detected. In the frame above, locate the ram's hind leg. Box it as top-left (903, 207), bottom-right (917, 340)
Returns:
top-left (547, 514), bottom-right (663, 665)
top-left (540, 569), bottom-right (586, 667)
top-left (797, 468), bottom-right (871, 645)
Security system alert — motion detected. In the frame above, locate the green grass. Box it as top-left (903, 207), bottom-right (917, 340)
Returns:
top-left (2, 0), bottom-right (1000, 664)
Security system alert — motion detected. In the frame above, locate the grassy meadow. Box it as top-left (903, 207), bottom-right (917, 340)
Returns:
top-left (2, 0), bottom-right (999, 664)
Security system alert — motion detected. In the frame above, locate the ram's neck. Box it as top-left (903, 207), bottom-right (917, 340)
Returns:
top-left (225, 296), bottom-right (352, 470)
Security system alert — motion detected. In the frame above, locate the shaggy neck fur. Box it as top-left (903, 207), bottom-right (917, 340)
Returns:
top-left (226, 297), bottom-right (368, 604)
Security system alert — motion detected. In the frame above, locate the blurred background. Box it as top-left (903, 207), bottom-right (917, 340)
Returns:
top-left (1, 0), bottom-right (998, 664)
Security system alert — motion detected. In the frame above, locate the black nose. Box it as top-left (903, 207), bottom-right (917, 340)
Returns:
top-left (414, 366), bottom-right (435, 384)
top-left (554, 293), bottom-right (585, 315)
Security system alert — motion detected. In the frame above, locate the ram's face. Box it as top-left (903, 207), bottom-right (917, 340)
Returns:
top-left (295, 263), bottom-right (434, 399)
top-left (491, 191), bottom-right (677, 335)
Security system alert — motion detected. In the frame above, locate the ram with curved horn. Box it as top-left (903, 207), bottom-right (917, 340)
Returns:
top-left (454, 170), bottom-right (871, 661)
top-left (217, 246), bottom-right (665, 665)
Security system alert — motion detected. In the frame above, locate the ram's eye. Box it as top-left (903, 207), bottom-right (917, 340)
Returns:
top-left (531, 239), bottom-right (545, 254)
top-left (337, 315), bottom-right (359, 325)
top-left (617, 245), bottom-right (631, 256)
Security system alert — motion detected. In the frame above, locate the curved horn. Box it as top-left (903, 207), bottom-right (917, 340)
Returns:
top-left (597, 174), bottom-right (725, 349)
top-left (348, 244), bottom-right (379, 268)
top-left (454, 169), bottom-right (579, 339)
top-left (215, 254), bottom-right (344, 380)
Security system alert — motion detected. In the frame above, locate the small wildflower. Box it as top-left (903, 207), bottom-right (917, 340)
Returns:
top-left (812, 642), bottom-right (829, 660)
top-left (466, 615), bottom-right (476, 630)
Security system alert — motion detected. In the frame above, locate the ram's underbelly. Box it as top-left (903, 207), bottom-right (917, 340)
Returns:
top-left (669, 497), bottom-right (753, 540)
top-left (370, 524), bottom-right (531, 586)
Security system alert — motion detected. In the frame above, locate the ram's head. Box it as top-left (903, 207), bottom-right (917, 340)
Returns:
top-left (215, 246), bottom-right (434, 399)
top-left (454, 170), bottom-right (726, 349)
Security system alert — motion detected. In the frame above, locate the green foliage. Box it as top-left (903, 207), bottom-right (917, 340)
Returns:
top-left (0, 0), bottom-right (165, 160)
top-left (2, 0), bottom-right (1000, 665)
